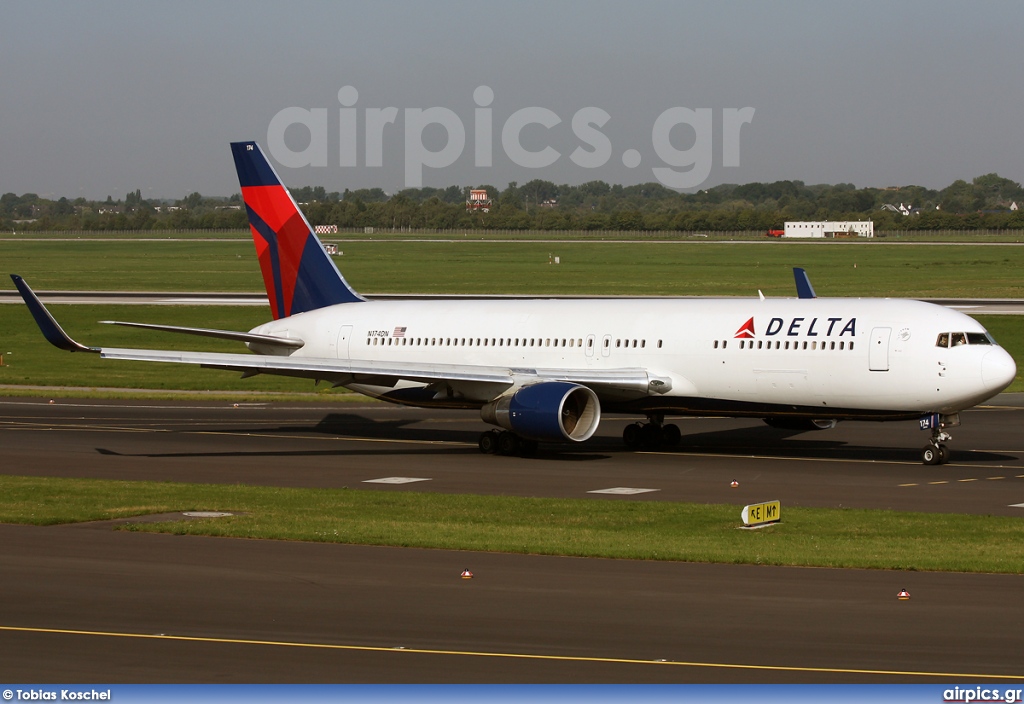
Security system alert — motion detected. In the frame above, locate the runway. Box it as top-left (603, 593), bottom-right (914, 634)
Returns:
top-left (1, 396), bottom-right (1023, 682)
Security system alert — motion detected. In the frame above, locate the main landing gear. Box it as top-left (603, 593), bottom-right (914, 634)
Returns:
top-left (478, 430), bottom-right (538, 457)
top-left (921, 428), bottom-right (952, 465)
top-left (622, 415), bottom-right (681, 450)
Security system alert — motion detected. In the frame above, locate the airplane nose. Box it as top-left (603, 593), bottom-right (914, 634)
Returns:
top-left (982, 349), bottom-right (1017, 391)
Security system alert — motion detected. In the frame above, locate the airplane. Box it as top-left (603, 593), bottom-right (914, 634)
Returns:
top-left (9, 141), bottom-right (1017, 464)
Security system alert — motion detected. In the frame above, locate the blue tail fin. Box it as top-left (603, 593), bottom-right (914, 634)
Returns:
top-left (230, 141), bottom-right (363, 320)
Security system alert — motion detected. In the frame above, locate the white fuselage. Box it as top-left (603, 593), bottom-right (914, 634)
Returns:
top-left (252, 296), bottom-right (1015, 419)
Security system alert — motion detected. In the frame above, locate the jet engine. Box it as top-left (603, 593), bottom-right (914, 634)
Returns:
top-left (481, 382), bottom-right (600, 442)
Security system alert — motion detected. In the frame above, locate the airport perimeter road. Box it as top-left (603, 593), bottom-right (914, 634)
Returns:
top-left (1, 396), bottom-right (1023, 515)
top-left (1, 523), bottom-right (1022, 683)
top-left (3, 291), bottom-right (1024, 314)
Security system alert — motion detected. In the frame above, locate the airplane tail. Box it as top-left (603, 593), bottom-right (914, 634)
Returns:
top-left (230, 141), bottom-right (363, 320)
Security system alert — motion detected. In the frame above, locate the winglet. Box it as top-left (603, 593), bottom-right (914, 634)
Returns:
top-left (9, 275), bottom-right (97, 353)
top-left (793, 268), bottom-right (816, 299)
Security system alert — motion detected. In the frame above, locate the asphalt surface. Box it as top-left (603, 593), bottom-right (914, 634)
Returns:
top-left (3, 291), bottom-right (1024, 315)
top-left (1, 396), bottom-right (1023, 683)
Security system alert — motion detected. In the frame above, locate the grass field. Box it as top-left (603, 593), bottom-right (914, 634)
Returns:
top-left (4, 239), bottom-right (1024, 297)
top-left (1, 475), bottom-right (1021, 573)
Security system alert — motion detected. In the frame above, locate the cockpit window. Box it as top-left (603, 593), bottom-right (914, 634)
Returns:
top-left (936, 331), bottom-right (997, 348)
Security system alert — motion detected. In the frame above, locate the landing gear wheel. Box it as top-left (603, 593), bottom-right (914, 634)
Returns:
top-left (640, 423), bottom-right (663, 449)
top-left (922, 445), bottom-right (941, 465)
top-left (478, 430), bottom-right (499, 454)
top-left (938, 445), bottom-right (951, 464)
top-left (623, 423), bottom-right (643, 449)
top-left (497, 431), bottom-right (521, 456)
top-left (661, 423), bottom-right (681, 447)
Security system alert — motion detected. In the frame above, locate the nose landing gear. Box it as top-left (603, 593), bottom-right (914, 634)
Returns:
top-left (922, 429), bottom-right (952, 465)
top-left (919, 413), bottom-right (958, 465)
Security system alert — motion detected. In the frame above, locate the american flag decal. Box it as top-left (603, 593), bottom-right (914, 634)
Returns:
top-left (393, 326), bottom-right (407, 338)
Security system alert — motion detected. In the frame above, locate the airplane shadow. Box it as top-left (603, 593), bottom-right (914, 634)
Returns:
top-left (92, 413), bottom-right (1016, 465)
top-left (627, 424), bottom-right (1018, 464)
top-left (94, 413), bottom-right (608, 462)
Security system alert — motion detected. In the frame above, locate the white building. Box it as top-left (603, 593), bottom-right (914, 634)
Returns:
top-left (783, 221), bottom-right (874, 238)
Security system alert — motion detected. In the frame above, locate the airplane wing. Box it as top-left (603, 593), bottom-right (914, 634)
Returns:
top-left (11, 275), bottom-right (664, 398)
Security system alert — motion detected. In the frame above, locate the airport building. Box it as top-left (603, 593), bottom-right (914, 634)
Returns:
top-left (783, 221), bottom-right (874, 238)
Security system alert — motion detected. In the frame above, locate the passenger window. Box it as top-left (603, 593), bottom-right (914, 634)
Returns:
top-left (714, 340), bottom-right (719, 349)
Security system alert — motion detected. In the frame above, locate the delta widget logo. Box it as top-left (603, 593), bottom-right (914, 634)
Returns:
top-left (734, 317), bottom-right (755, 339)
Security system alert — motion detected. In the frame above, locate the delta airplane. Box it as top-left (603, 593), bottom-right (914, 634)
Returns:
top-left (10, 141), bottom-right (1017, 464)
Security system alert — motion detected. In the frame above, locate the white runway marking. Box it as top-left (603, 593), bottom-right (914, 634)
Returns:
top-left (363, 477), bottom-right (432, 484)
top-left (588, 487), bottom-right (659, 495)
top-left (1010, 503), bottom-right (1024, 508)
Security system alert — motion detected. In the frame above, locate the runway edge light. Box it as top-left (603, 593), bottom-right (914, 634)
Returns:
top-left (730, 480), bottom-right (739, 488)
top-left (461, 569), bottom-right (474, 579)
top-left (898, 588), bottom-right (910, 600)
top-left (740, 500), bottom-right (781, 527)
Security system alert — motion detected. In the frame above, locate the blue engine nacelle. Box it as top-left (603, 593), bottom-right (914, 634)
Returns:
top-left (480, 382), bottom-right (601, 442)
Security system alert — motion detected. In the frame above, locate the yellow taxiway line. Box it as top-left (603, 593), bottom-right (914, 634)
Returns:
top-left (2, 624), bottom-right (1023, 681)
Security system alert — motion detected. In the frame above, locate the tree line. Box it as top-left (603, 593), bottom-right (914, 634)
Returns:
top-left (4, 173), bottom-right (1024, 233)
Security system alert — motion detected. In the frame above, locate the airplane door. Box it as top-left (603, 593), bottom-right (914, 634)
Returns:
top-left (601, 334), bottom-right (612, 358)
top-left (869, 327), bottom-right (891, 371)
top-left (337, 325), bottom-right (352, 360)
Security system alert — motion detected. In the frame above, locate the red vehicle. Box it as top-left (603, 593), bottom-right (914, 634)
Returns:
top-left (765, 229), bottom-right (784, 237)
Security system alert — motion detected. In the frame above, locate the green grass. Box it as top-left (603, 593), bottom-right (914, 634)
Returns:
top-left (1, 475), bottom-right (1021, 573)
top-left (5, 239), bottom-right (1024, 297)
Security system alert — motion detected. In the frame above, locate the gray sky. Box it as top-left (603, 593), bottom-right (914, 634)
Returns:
top-left (2, 0), bottom-right (1022, 200)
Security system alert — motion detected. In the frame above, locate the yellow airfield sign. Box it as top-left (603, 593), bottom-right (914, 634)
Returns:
top-left (741, 500), bottom-right (781, 526)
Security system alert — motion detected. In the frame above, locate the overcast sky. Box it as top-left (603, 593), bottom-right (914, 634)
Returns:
top-left (2, 0), bottom-right (1022, 200)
